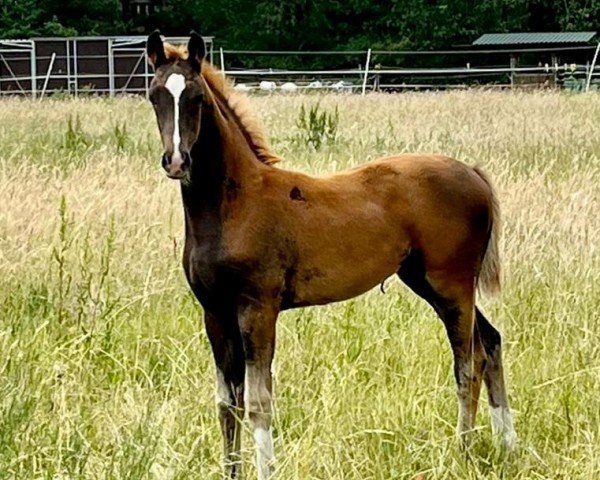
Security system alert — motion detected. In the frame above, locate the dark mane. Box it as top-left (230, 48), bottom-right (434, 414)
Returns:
top-left (163, 43), bottom-right (281, 166)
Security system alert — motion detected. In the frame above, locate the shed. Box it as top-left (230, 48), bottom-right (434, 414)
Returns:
top-left (472, 32), bottom-right (598, 88)
top-left (0, 35), bottom-right (214, 96)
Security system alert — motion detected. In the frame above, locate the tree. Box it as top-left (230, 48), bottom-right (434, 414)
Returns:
top-left (0, 0), bottom-right (597, 49)
top-left (0, 0), bottom-right (126, 38)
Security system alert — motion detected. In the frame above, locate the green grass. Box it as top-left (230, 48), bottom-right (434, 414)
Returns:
top-left (0, 90), bottom-right (599, 479)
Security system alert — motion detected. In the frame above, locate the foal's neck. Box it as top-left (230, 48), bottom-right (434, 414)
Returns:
top-left (181, 93), bottom-right (264, 218)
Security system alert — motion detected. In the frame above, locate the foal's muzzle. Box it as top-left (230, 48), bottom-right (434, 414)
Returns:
top-left (162, 151), bottom-right (191, 179)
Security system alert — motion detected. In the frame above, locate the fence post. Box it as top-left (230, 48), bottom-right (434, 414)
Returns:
top-left (30, 40), bottom-right (37, 98)
top-left (509, 54), bottom-right (516, 88)
top-left (108, 39), bottom-right (115, 97)
top-left (586, 41), bottom-right (600, 93)
top-left (208, 39), bottom-right (214, 63)
top-left (73, 40), bottom-right (78, 97)
top-left (66, 40), bottom-right (71, 94)
top-left (361, 48), bottom-right (372, 96)
top-left (220, 47), bottom-right (225, 77)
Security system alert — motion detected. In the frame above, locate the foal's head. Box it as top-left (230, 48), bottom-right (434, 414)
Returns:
top-left (146, 31), bottom-right (206, 180)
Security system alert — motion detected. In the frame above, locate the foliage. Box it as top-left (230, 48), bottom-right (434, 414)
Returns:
top-left (113, 121), bottom-right (129, 153)
top-left (0, 0), bottom-right (598, 53)
top-left (63, 115), bottom-right (90, 155)
top-left (295, 102), bottom-right (339, 150)
top-left (0, 0), bottom-right (126, 38)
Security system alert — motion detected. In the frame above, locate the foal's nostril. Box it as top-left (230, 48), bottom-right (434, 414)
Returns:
top-left (181, 152), bottom-right (191, 169)
top-left (161, 154), bottom-right (170, 169)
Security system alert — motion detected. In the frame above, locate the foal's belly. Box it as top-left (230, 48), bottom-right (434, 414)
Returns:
top-left (289, 235), bottom-right (410, 307)
top-left (291, 268), bottom-right (396, 306)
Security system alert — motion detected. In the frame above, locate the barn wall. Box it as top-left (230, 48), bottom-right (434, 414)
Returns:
top-left (1, 36), bottom-right (213, 96)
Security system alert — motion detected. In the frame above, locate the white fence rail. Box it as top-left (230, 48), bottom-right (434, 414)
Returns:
top-left (1, 38), bottom-right (598, 97)
top-left (219, 44), bottom-right (600, 94)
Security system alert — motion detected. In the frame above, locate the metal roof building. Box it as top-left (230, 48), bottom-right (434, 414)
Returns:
top-left (473, 32), bottom-right (597, 46)
top-left (472, 31), bottom-right (599, 90)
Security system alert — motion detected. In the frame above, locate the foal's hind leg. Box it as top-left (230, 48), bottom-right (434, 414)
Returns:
top-left (476, 308), bottom-right (517, 449)
top-left (433, 277), bottom-right (487, 443)
top-left (204, 311), bottom-right (246, 478)
top-left (399, 255), bottom-right (486, 445)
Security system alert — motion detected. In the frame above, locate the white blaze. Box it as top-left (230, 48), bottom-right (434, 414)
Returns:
top-left (165, 73), bottom-right (186, 161)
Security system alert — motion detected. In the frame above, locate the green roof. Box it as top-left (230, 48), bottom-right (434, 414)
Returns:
top-left (473, 32), bottom-right (597, 46)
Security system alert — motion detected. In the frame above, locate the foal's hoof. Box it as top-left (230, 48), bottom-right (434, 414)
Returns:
top-left (457, 431), bottom-right (474, 451)
top-left (499, 430), bottom-right (518, 453)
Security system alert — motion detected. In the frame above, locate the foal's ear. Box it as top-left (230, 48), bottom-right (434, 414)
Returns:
top-left (187, 31), bottom-right (206, 73)
top-left (147, 30), bottom-right (167, 69)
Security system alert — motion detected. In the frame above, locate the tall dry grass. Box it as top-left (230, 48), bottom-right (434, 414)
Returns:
top-left (0, 90), bottom-right (598, 479)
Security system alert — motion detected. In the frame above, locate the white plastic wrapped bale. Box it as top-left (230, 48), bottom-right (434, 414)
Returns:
top-left (259, 81), bottom-right (277, 91)
top-left (234, 83), bottom-right (251, 91)
top-left (280, 82), bottom-right (298, 92)
top-left (331, 80), bottom-right (345, 91)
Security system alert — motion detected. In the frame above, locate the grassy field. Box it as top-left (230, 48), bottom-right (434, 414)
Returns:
top-left (0, 90), bottom-right (598, 479)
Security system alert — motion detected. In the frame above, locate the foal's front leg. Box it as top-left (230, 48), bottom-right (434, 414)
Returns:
top-left (238, 302), bottom-right (278, 480)
top-left (204, 311), bottom-right (246, 478)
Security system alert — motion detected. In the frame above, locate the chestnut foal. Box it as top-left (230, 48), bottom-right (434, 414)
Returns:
top-left (146, 31), bottom-right (516, 479)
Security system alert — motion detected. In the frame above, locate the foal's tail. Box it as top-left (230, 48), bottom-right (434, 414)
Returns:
top-left (473, 166), bottom-right (501, 296)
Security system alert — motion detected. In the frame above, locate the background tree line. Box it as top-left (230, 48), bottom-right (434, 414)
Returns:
top-left (1, 0), bottom-right (597, 49)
